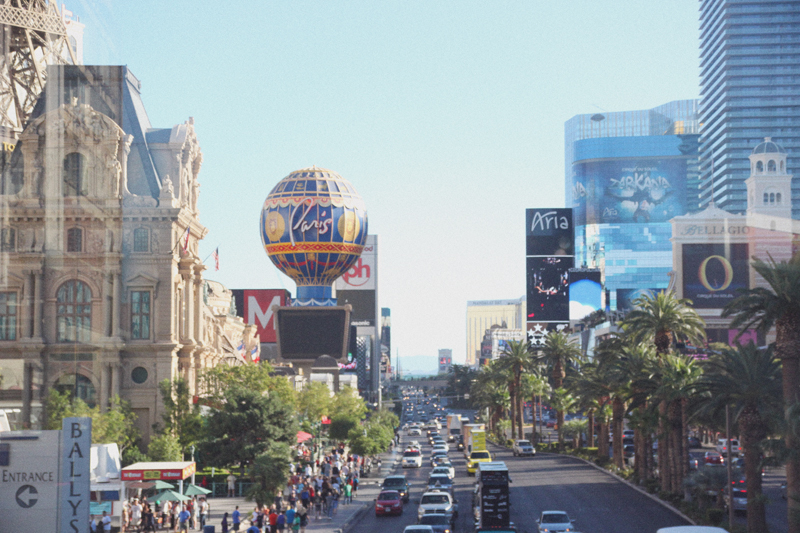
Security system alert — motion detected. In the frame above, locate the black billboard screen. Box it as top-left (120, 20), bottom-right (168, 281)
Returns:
top-left (276, 307), bottom-right (350, 360)
top-left (337, 290), bottom-right (376, 326)
top-left (682, 243), bottom-right (749, 309)
top-left (526, 208), bottom-right (574, 256)
top-left (526, 256), bottom-right (573, 322)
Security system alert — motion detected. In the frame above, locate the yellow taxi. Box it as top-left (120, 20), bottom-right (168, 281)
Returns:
top-left (466, 450), bottom-right (492, 475)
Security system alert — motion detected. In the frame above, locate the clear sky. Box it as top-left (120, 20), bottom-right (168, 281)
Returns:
top-left (73, 0), bottom-right (701, 366)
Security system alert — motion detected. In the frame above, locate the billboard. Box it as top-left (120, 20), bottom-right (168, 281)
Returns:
top-left (275, 306), bottom-right (350, 360)
top-left (682, 243), bottom-right (749, 309)
top-left (526, 256), bottom-right (573, 322)
top-left (616, 288), bottom-right (662, 311)
top-left (232, 289), bottom-right (290, 343)
top-left (568, 269), bottom-right (602, 320)
top-left (335, 236), bottom-right (376, 291)
top-left (526, 208), bottom-right (574, 256)
top-left (573, 158), bottom-right (687, 226)
top-left (337, 290), bottom-right (376, 327)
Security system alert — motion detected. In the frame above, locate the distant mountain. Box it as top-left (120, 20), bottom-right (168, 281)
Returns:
top-left (394, 354), bottom-right (439, 376)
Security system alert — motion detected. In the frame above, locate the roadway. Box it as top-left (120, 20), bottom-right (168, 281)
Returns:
top-left (349, 399), bottom-right (690, 533)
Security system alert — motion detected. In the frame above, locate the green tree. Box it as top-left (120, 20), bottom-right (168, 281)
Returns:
top-left (330, 386), bottom-right (367, 420)
top-left (328, 415), bottom-right (359, 441)
top-left (521, 372), bottom-right (550, 444)
top-left (246, 443), bottom-right (292, 507)
top-left (198, 387), bottom-right (297, 472)
top-left (159, 378), bottom-right (203, 456)
top-left (471, 360), bottom-right (509, 436)
top-left (722, 255), bottom-right (800, 533)
top-left (697, 344), bottom-right (782, 533)
top-left (348, 420), bottom-right (392, 456)
top-left (298, 382), bottom-right (332, 423)
top-left (445, 365), bottom-right (478, 408)
top-left (495, 340), bottom-right (533, 440)
top-left (201, 362), bottom-right (297, 409)
top-left (551, 388), bottom-right (577, 451)
top-left (535, 331), bottom-right (584, 445)
top-left (148, 434), bottom-right (182, 462)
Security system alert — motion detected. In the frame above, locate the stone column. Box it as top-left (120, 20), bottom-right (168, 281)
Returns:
top-left (99, 361), bottom-right (109, 412)
top-left (112, 273), bottom-right (121, 338)
top-left (21, 271), bottom-right (31, 338)
top-left (193, 270), bottom-right (203, 343)
top-left (21, 362), bottom-right (32, 427)
top-left (33, 270), bottom-right (42, 339)
top-left (110, 363), bottom-right (120, 399)
top-left (183, 267), bottom-right (194, 343)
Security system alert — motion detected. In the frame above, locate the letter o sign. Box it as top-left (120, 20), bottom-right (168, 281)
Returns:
top-left (698, 255), bottom-right (734, 292)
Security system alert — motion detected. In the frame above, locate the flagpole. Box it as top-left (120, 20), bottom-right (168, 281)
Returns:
top-left (201, 245), bottom-right (220, 265)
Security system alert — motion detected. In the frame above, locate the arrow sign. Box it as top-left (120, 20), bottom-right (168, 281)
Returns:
top-left (15, 484), bottom-right (38, 508)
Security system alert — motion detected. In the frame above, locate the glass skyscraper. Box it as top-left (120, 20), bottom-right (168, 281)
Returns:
top-left (564, 100), bottom-right (700, 310)
top-left (699, 0), bottom-right (800, 217)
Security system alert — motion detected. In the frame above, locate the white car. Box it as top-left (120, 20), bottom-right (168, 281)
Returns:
top-left (408, 427), bottom-right (422, 436)
top-left (513, 439), bottom-right (535, 457)
top-left (402, 449), bottom-right (423, 468)
top-left (432, 444), bottom-right (449, 454)
top-left (403, 526), bottom-right (434, 533)
top-left (418, 491), bottom-right (457, 521)
top-left (431, 465), bottom-right (455, 479)
top-left (537, 510), bottom-right (575, 533)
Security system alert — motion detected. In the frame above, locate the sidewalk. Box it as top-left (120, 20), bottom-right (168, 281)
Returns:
top-left (201, 446), bottom-right (401, 533)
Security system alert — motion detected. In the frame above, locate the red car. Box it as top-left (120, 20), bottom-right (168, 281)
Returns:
top-left (705, 451), bottom-right (725, 466)
top-left (375, 490), bottom-right (404, 516)
top-left (546, 420), bottom-right (556, 428)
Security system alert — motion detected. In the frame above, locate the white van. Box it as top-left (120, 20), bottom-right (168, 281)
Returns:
top-left (657, 527), bottom-right (729, 533)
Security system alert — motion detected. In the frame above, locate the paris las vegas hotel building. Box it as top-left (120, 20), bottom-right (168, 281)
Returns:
top-left (0, 65), bottom-right (259, 440)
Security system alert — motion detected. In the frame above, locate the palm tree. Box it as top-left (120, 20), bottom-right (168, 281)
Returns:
top-left (722, 255), bottom-right (800, 533)
top-left (496, 340), bottom-right (534, 440)
top-left (622, 290), bottom-right (706, 494)
top-left (535, 331), bottom-right (584, 444)
top-left (471, 361), bottom-right (510, 437)
top-left (697, 343), bottom-right (782, 533)
top-left (521, 372), bottom-right (550, 445)
top-left (551, 387), bottom-right (578, 450)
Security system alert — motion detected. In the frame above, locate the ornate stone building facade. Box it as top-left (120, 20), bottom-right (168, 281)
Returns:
top-left (0, 65), bottom-right (257, 441)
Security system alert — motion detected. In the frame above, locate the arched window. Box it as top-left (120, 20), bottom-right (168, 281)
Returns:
top-left (57, 280), bottom-right (92, 343)
top-left (63, 152), bottom-right (88, 196)
top-left (67, 228), bottom-right (82, 252)
top-left (757, 161), bottom-right (764, 173)
top-left (133, 228), bottom-right (149, 252)
top-left (54, 373), bottom-right (97, 408)
top-left (764, 192), bottom-right (769, 204)
top-left (768, 160), bottom-right (777, 172)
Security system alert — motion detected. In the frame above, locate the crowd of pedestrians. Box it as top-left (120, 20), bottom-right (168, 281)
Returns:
top-left (105, 495), bottom-right (211, 532)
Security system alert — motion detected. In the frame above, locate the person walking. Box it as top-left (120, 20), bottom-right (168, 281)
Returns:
top-left (276, 510), bottom-right (286, 533)
top-left (343, 481), bottom-right (352, 505)
top-left (227, 474), bottom-right (237, 497)
top-left (232, 506), bottom-right (241, 532)
top-left (101, 511), bottom-right (112, 533)
top-left (178, 506), bottom-right (191, 533)
top-left (297, 506), bottom-right (308, 533)
top-left (221, 512), bottom-right (229, 533)
top-left (268, 507), bottom-right (278, 533)
top-left (200, 498), bottom-right (209, 528)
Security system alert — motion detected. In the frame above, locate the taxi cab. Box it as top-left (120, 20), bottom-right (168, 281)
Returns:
top-left (466, 450), bottom-right (492, 475)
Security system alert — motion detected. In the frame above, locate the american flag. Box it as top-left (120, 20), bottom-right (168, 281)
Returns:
top-left (181, 227), bottom-right (190, 253)
top-left (212, 247), bottom-right (219, 271)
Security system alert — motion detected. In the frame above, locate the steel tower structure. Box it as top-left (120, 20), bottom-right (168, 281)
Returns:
top-left (0, 1), bottom-right (76, 134)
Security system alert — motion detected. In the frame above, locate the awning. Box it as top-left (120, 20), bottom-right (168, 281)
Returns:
top-left (297, 431), bottom-right (313, 443)
top-left (121, 462), bottom-right (196, 482)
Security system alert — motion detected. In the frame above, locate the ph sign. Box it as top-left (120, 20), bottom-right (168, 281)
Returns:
top-left (59, 417), bottom-right (91, 533)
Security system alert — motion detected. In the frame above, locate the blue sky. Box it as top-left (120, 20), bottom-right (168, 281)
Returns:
top-left (73, 0), bottom-right (701, 366)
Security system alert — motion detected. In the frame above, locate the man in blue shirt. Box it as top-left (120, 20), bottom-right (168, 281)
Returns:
top-left (232, 506), bottom-right (241, 531)
top-left (178, 506), bottom-right (191, 532)
top-left (246, 521), bottom-right (260, 533)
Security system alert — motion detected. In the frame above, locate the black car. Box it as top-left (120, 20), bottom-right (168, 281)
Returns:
top-left (687, 436), bottom-right (702, 448)
top-left (419, 511), bottom-right (453, 532)
top-left (382, 475), bottom-right (411, 502)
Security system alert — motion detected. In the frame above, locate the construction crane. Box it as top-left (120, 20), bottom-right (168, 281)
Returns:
top-left (0, 0), bottom-right (77, 134)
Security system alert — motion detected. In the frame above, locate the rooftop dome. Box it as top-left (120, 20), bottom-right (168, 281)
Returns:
top-left (752, 137), bottom-right (786, 155)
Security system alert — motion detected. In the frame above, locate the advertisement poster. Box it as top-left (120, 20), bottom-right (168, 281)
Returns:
top-left (526, 256), bottom-right (573, 322)
top-left (573, 158), bottom-right (687, 225)
top-left (231, 289), bottom-right (290, 343)
top-left (682, 243), bottom-right (749, 309)
top-left (525, 208), bottom-right (574, 256)
top-left (568, 269), bottom-right (602, 320)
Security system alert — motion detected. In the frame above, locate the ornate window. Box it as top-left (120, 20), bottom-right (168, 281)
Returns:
top-left (756, 161), bottom-right (764, 173)
top-left (67, 228), bottom-right (82, 252)
top-left (130, 291), bottom-right (151, 340)
top-left (133, 228), bottom-right (149, 253)
top-left (63, 152), bottom-right (88, 196)
top-left (764, 192), bottom-right (769, 204)
top-left (0, 227), bottom-right (15, 252)
top-left (770, 192), bottom-right (776, 204)
top-left (768, 160), bottom-right (777, 172)
top-left (0, 292), bottom-right (16, 340)
top-left (56, 280), bottom-right (92, 343)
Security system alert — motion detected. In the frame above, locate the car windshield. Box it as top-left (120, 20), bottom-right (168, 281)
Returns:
top-left (420, 514), bottom-right (449, 525)
top-left (472, 452), bottom-right (490, 459)
top-left (517, 440), bottom-right (531, 446)
top-left (428, 476), bottom-right (450, 485)
top-left (404, 450), bottom-right (421, 457)
top-left (383, 478), bottom-right (405, 487)
top-left (542, 513), bottom-right (570, 524)
top-left (421, 495), bottom-right (450, 504)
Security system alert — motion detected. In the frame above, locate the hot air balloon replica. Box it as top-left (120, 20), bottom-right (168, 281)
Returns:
top-left (260, 166), bottom-right (368, 374)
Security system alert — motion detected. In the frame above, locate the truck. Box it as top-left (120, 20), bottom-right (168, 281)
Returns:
top-left (446, 414), bottom-right (462, 443)
top-left (474, 462), bottom-right (511, 531)
top-left (463, 423), bottom-right (486, 457)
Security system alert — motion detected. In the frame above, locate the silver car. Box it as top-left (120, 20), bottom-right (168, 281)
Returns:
top-left (537, 510), bottom-right (575, 533)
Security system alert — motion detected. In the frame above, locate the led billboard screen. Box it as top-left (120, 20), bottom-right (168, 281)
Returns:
top-left (568, 269), bottom-right (602, 320)
top-left (526, 208), bottom-right (574, 256)
top-left (682, 243), bottom-right (749, 309)
top-left (573, 158), bottom-right (687, 226)
top-left (337, 290), bottom-right (376, 327)
top-left (526, 256), bottom-right (573, 322)
top-left (616, 288), bottom-right (662, 311)
top-left (231, 289), bottom-right (290, 343)
top-left (276, 307), bottom-right (350, 360)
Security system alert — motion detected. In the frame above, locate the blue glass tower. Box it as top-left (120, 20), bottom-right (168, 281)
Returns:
top-left (564, 101), bottom-right (700, 310)
top-left (699, 0), bottom-right (800, 217)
